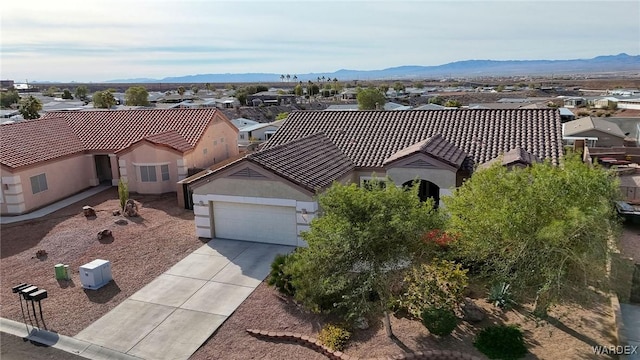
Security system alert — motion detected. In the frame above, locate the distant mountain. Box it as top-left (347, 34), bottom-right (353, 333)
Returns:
top-left (107, 53), bottom-right (639, 83)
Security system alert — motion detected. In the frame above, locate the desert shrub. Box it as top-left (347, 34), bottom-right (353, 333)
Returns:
top-left (318, 323), bottom-right (351, 351)
top-left (421, 306), bottom-right (457, 336)
top-left (474, 325), bottom-right (527, 359)
top-left (395, 260), bottom-right (468, 318)
top-left (488, 282), bottom-right (514, 309)
top-left (576, 110), bottom-right (589, 117)
top-left (267, 253), bottom-right (296, 296)
top-left (118, 179), bottom-right (129, 211)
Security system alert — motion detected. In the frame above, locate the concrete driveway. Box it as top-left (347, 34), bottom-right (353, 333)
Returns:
top-left (75, 239), bottom-right (293, 360)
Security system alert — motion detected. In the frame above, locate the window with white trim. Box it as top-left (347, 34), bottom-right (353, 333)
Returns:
top-left (30, 173), bottom-right (48, 194)
top-left (140, 166), bottom-right (157, 182)
top-left (161, 165), bottom-right (170, 181)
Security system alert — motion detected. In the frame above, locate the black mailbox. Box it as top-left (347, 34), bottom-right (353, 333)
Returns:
top-left (20, 286), bottom-right (38, 300)
top-left (12, 283), bottom-right (29, 293)
top-left (29, 289), bottom-right (48, 301)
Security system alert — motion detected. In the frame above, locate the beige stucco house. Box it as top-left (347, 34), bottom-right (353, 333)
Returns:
top-left (563, 116), bottom-right (627, 148)
top-left (182, 109), bottom-right (563, 246)
top-left (1, 108), bottom-right (238, 215)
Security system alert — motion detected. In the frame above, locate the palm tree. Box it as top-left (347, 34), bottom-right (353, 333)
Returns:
top-left (317, 76), bottom-right (321, 83)
top-left (280, 74), bottom-right (285, 82)
top-left (177, 86), bottom-right (185, 101)
top-left (286, 74), bottom-right (291, 82)
top-left (321, 76), bottom-right (326, 82)
top-left (293, 75), bottom-right (298, 82)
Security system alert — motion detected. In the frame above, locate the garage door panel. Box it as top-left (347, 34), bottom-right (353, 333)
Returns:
top-left (213, 202), bottom-right (297, 245)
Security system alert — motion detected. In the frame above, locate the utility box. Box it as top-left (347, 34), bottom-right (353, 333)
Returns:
top-left (79, 259), bottom-right (112, 290)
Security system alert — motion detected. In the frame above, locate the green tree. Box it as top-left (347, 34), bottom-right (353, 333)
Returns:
top-left (125, 86), bottom-right (150, 106)
top-left (444, 99), bottom-right (462, 108)
top-left (191, 85), bottom-right (199, 95)
top-left (378, 83), bottom-right (389, 95)
top-left (429, 96), bottom-right (444, 105)
top-left (118, 179), bottom-right (129, 211)
top-left (496, 85), bottom-right (505, 92)
top-left (62, 89), bottom-right (74, 99)
top-left (205, 83), bottom-right (212, 93)
top-left (294, 84), bottom-right (303, 96)
top-left (291, 180), bottom-right (442, 336)
top-left (276, 112), bottom-right (289, 120)
top-left (444, 153), bottom-right (620, 315)
top-left (414, 82), bottom-right (424, 89)
top-left (393, 82), bottom-right (405, 96)
top-left (74, 85), bottom-right (89, 101)
top-left (43, 86), bottom-right (59, 97)
top-left (93, 90), bottom-right (116, 109)
top-left (357, 88), bottom-right (386, 110)
top-left (177, 86), bottom-right (186, 100)
top-left (18, 95), bottom-right (43, 119)
top-left (0, 90), bottom-right (20, 108)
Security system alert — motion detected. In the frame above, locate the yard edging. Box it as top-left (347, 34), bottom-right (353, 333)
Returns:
top-left (246, 328), bottom-right (483, 360)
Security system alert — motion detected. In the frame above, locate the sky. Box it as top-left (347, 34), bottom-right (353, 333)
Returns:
top-left (1, 0), bottom-right (639, 83)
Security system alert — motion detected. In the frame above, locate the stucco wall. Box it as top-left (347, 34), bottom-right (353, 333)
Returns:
top-left (1, 155), bottom-right (94, 215)
top-left (118, 143), bottom-right (183, 194)
top-left (185, 117), bottom-right (239, 171)
top-left (575, 130), bottom-right (625, 148)
top-left (193, 177), bottom-right (313, 202)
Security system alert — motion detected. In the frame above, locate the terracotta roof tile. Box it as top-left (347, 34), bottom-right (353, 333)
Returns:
top-left (383, 134), bottom-right (467, 168)
top-left (42, 108), bottom-right (220, 151)
top-left (480, 147), bottom-right (541, 169)
top-left (265, 109), bottom-right (562, 166)
top-left (248, 133), bottom-right (354, 191)
top-left (1, 109), bottom-right (224, 169)
top-left (1, 117), bottom-right (85, 168)
top-left (143, 131), bottom-right (193, 152)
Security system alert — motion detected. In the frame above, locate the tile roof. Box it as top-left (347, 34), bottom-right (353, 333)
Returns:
top-left (1, 117), bottom-right (85, 168)
top-left (479, 147), bottom-right (541, 169)
top-left (141, 131), bottom-right (193, 153)
top-left (41, 108), bottom-right (221, 151)
top-left (247, 133), bottom-right (355, 192)
top-left (264, 109), bottom-right (563, 167)
top-left (383, 134), bottom-right (467, 168)
top-left (563, 116), bottom-right (626, 138)
top-left (1, 108), bottom-right (223, 169)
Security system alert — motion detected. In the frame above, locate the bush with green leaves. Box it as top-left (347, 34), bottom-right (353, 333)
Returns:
top-left (267, 253), bottom-right (296, 296)
top-left (474, 325), bottom-right (527, 359)
top-left (318, 323), bottom-right (351, 351)
top-left (118, 179), bottom-right (129, 211)
top-left (488, 282), bottom-right (514, 309)
top-left (395, 260), bottom-right (468, 319)
top-left (420, 306), bottom-right (457, 336)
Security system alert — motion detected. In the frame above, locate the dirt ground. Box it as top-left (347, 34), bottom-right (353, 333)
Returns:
top-left (0, 189), bottom-right (627, 359)
top-left (0, 189), bottom-right (205, 336)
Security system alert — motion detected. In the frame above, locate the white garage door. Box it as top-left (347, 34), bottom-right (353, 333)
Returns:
top-left (212, 201), bottom-right (297, 245)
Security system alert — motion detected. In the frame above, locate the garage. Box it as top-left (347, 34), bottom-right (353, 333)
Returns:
top-left (212, 201), bottom-right (298, 245)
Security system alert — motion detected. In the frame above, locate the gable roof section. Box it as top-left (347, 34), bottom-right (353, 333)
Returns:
top-left (1, 117), bottom-right (85, 169)
top-left (42, 108), bottom-right (220, 151)
top-left (563, 116), bottom-right (626, 138)
top-left (480, 147), bottom-right (541, 169)
top-left (264, 109), bottom-right (562, 166)
top-left (247, 133), bottom-right (355, 192)
top-left (116, 130), bottom-right (194, 154)
top-left (383, 134), bottom-right (467, 168)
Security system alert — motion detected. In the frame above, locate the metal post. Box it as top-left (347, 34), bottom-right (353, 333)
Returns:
top-left (37, 301), bottom-right (47, 330)
top-left (30, 300), bottom-right (39, 328)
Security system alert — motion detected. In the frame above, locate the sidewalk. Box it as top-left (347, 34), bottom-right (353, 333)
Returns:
top-left (620, 303), bottom-right (640, 360)
top-left (0, 184), bottom-right (112, 225)
top-left (0, 317), bottom-right (141, 360)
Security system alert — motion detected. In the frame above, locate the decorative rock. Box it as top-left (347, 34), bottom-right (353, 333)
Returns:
top-left (112, 210), bottom-right (121, 216)
top-left (114, 219), bottom-right (128, 225)
top-left (124, 199), bottom-right (139, 217)
top-left (97, 229), bottom-right (112, 240)
top-left (461, 297), bottom-right (485, 323)
top-left (83, 206), bottom-right (96, 217)
top-left (354, 316), bottom-right (369, 330)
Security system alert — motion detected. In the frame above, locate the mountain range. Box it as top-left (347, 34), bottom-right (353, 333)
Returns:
top-left (106, 53), bottom-right (639, 83)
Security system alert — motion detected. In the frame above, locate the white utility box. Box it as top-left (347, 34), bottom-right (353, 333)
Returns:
top-left (79, 259), bottom-right (112, 290)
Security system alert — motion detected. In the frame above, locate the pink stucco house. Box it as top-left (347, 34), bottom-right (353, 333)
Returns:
top-left (0, 108), bottom-right (238, 215)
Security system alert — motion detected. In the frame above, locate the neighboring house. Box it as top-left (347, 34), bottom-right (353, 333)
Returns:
top-left (384, 102), bottom-right (412, 111)
top-left (1, 108), bottom-right (238, 215)
top-left (237, 121), bottom-right (282, 147)
top-left (564, 97), bottom-right (586, 108)
top-left (325, 104), bottom-right (359, 111)
top-left (231, 118), bottom-right (259, 129)
top-left (341, 89), bottom-right (358, 100)
top-left (414, 104), bottom-right (448, 110)
top-left (563, 116), bottom-right (627, 147)
top-left (616, 97), bottom-right (640, 110)
top-left (182, 109), bottom-right (562, 246)
top-left (247, 91), bottom-right (296, 106)
top-left (558, 107), bottom-right (575, 123)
